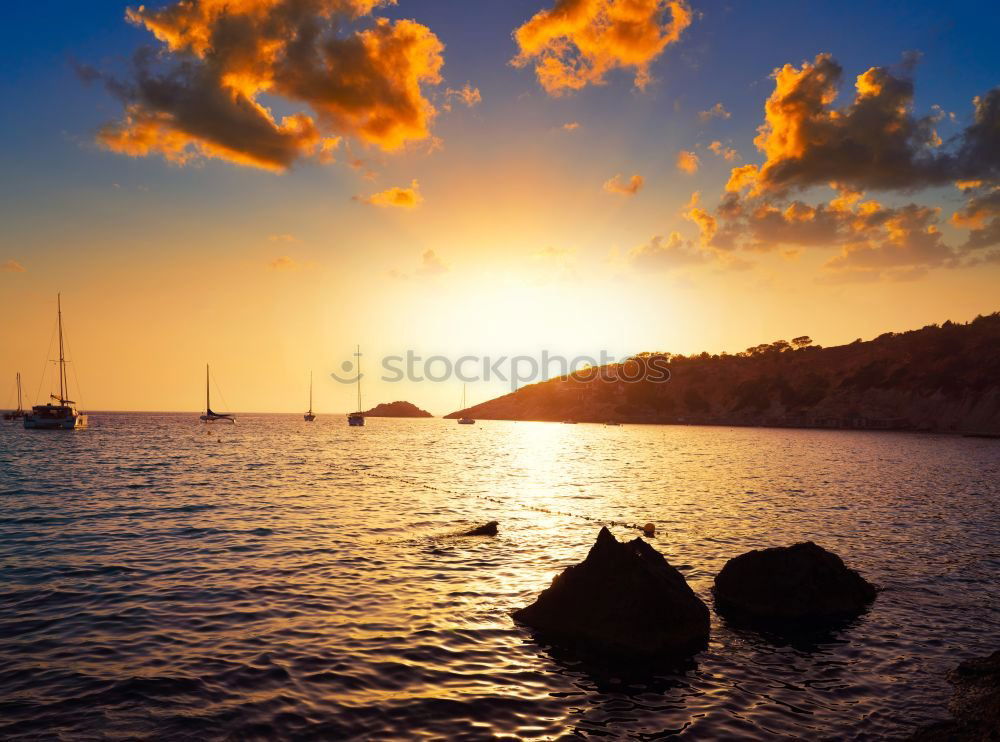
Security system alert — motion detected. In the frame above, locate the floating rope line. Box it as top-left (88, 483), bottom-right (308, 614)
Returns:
top-left (328, 459), bottom-right (651, 535)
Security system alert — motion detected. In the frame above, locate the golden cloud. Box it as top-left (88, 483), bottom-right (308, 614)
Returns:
top-left (628, 231), bottom-right (709, 270)
top-left (2, 259), bottom-right (26, 273)
top-left (735, 53), bottom-right (1000, 196)
top-left (951, 185), bottom-right (1000, 250)
top-left (417, 248), bottom-right (448, 275)
top-left (94, 1), bottom-right (446, 171)
top-left (512, 0), bottom-right (692, 95)
top-left (562, 121), bottom-right (581, 131)
top-left (443, 83), bottom-right (482, 111)
top-left (268, 255), bottom-right (299, 270)
top-left (359, 179), bottom-right (423, 208)
top-left (603, 173), bottom-right (644, 196)
top-left (690, 53), bottom-right (1000, 278)
top-left (676, 149), bottom-right (699, 174)
top-left (698, 102), bottom-right (730, 122)
top-left (708, 140), bottom-right (738, 160)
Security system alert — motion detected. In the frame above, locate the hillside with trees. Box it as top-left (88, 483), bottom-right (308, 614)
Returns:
top-left (446, 313), bottom-right (1000, 433)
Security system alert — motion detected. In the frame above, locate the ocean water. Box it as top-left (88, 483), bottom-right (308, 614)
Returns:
top-left (1, 415), bottom-right (998, 740)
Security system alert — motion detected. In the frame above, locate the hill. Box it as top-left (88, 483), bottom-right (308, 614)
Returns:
top-left (445, 313), bottom-right (1000, 433)
top-left (364, 401), bottom-right (433, 418)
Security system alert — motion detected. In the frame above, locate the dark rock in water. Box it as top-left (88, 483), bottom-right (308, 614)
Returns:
top-left (461, 521), bottom-right (498, 537)
top-left (713, 542), bottom-right (877, 621)
top-left (908, 650), bottom-right (1000, 740)
top-left (512, 527), bottom-right (709, 655)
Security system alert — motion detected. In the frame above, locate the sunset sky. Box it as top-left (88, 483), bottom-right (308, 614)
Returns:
top-left (2, 0), bottom-right (999, 414)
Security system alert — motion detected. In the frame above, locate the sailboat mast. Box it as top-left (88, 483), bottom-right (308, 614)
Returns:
top-left (206, 364), bottom-right (210, 412)
top-left (309, 371), bottom-right (313, 414)
top-left (356, 345), bottom-right (361, 413)
top-left (16, 372), bottom-right (22, 412)
top-left (56, 294), bottom-right (67, 404)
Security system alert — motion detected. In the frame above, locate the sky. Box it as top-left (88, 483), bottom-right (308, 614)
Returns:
top-left (1, 0), bottom-right (999, 415)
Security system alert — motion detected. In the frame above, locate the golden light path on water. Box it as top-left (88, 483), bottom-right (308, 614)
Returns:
top-left (0, 415), bottom-right (998, 739)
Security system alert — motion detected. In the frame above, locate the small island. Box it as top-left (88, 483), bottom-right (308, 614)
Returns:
top-left (363, 401), bottom-right (433, 418)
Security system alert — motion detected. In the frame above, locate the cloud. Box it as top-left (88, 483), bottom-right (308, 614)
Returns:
top-left (268, 233), bottom-right (299, 243)
top-left (729, 53), bottom-right (1000, 196)
top-left (417, 248), bottom-right (449, 275)
top-left (268, 255), bottom-right (299, 270)
top-left (687, 52), bottom-right (1000, 280)
top-left (628, 231), bottom-right (710, 270)
top-left (824, 204), bottom-right (955, 271)
top-left (358, 179), bottom-right (423, 208)
top-left (2, 259), bottom-right (26, 273)
top-left (951, 185), bottom-right (1000, 250)
top-left (93, 1), bottom-right (446, 171)
top-left (676, 149), bottom-right (699, 173)
top-left (443, 83), bottom-right (482, 111)
top-left (562, 121), bottom-right (581, 131)
top-left (698, 102), bottom-right (730, 122)
top-left (512, 0), bottom-right (692, 95)
top-left (390, 248), bottom-right (448, 278)
top-left (708, 140), bottom-right (738, 160)
top-left (603, 173), bottom-right (644, 196)
top-left (533, 245), bottom-right (575, 259)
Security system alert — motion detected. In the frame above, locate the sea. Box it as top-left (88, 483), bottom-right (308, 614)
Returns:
top-left (1, 414), bottom-right (998, 739)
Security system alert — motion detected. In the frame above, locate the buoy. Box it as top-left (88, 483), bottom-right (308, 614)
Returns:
top-left (642, 523), bottom-right (656, 537)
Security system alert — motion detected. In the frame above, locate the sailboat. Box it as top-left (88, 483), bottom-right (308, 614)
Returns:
top-left (3, 372), bottom-right (25, 421)
top-left (304, 371), bottom-right (316, 422)
top-left (24, 295), bottom-right (88, 430)
top-left (347, 346), bottom-right (365, 426)
top-left (200, 365), bottom-right (235, 423)
top-left (458, 384), bottom-right (475, 425)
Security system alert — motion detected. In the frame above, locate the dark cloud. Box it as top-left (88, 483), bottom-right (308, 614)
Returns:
top-left (92, 0), bottom-right (446, 171)
top-left (730, 53), bottom-right (1000, 196)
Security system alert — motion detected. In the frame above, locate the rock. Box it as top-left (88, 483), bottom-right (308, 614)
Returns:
top-left (909, 650), bottom-right (1000, 740)
top-left (512, 527), bottom-right (709, 655)
top-left (461, 521), bottom-right (498, 537)
top-left (713, 541), bottom-right (877, 621)
top-left (363, 401), bottom-right (433, 418)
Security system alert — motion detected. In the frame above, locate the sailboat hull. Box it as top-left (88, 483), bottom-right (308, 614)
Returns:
top-left (200, 415), bottom-right (235, 423)
top-left (304, 414), bottom-right (316, 422)
top-left (24, 406), bottom-right (87, 430)
top-left (347, 413), bottom-right (365, 427)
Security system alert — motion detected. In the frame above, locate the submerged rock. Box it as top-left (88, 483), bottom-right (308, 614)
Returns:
top-left (713, 542), bottom-right (877, 621)
top-left (512, 527), bottom-right (709, 655)
top-left (461, 521), bottom-right (498, 537)
top-left (909, 650), bottom-right (1000, 740)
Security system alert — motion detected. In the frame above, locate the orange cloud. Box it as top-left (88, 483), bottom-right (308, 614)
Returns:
top-left (268, 255), bottom-right (299, 270)
top-left (94, 1), bottom-right (445, 171)
top-left (725, 164), bottom-right (758, 192)
top-left (359, 179), bottom-right (423, 208)
top-left (628, 231), bottom-right (710, 270)
top-left (683, 192), bottom-right (718, 245)
top-left (417, 248), bottom-right (448, 275)
top-left (698, 102), bottom-right (730, 122)
top-left (676, 149), bottom-right (699, 174)
top-left (603, 173), bottom-right (644, 196)
top-left (708, 140), bottom-right (738, 160)
top-left (512, 0), bottom-right (692, 95)
top-left (562, 121), bottom-right (581, 131)
top-left (2, 259), bottom-right (26, 273)
top-left (951, 186), bottom-right (1000, 250)
top-left (743, 54), bottom-right (1000, 195)
top-left (443, 83), bottom-right (482, 110)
